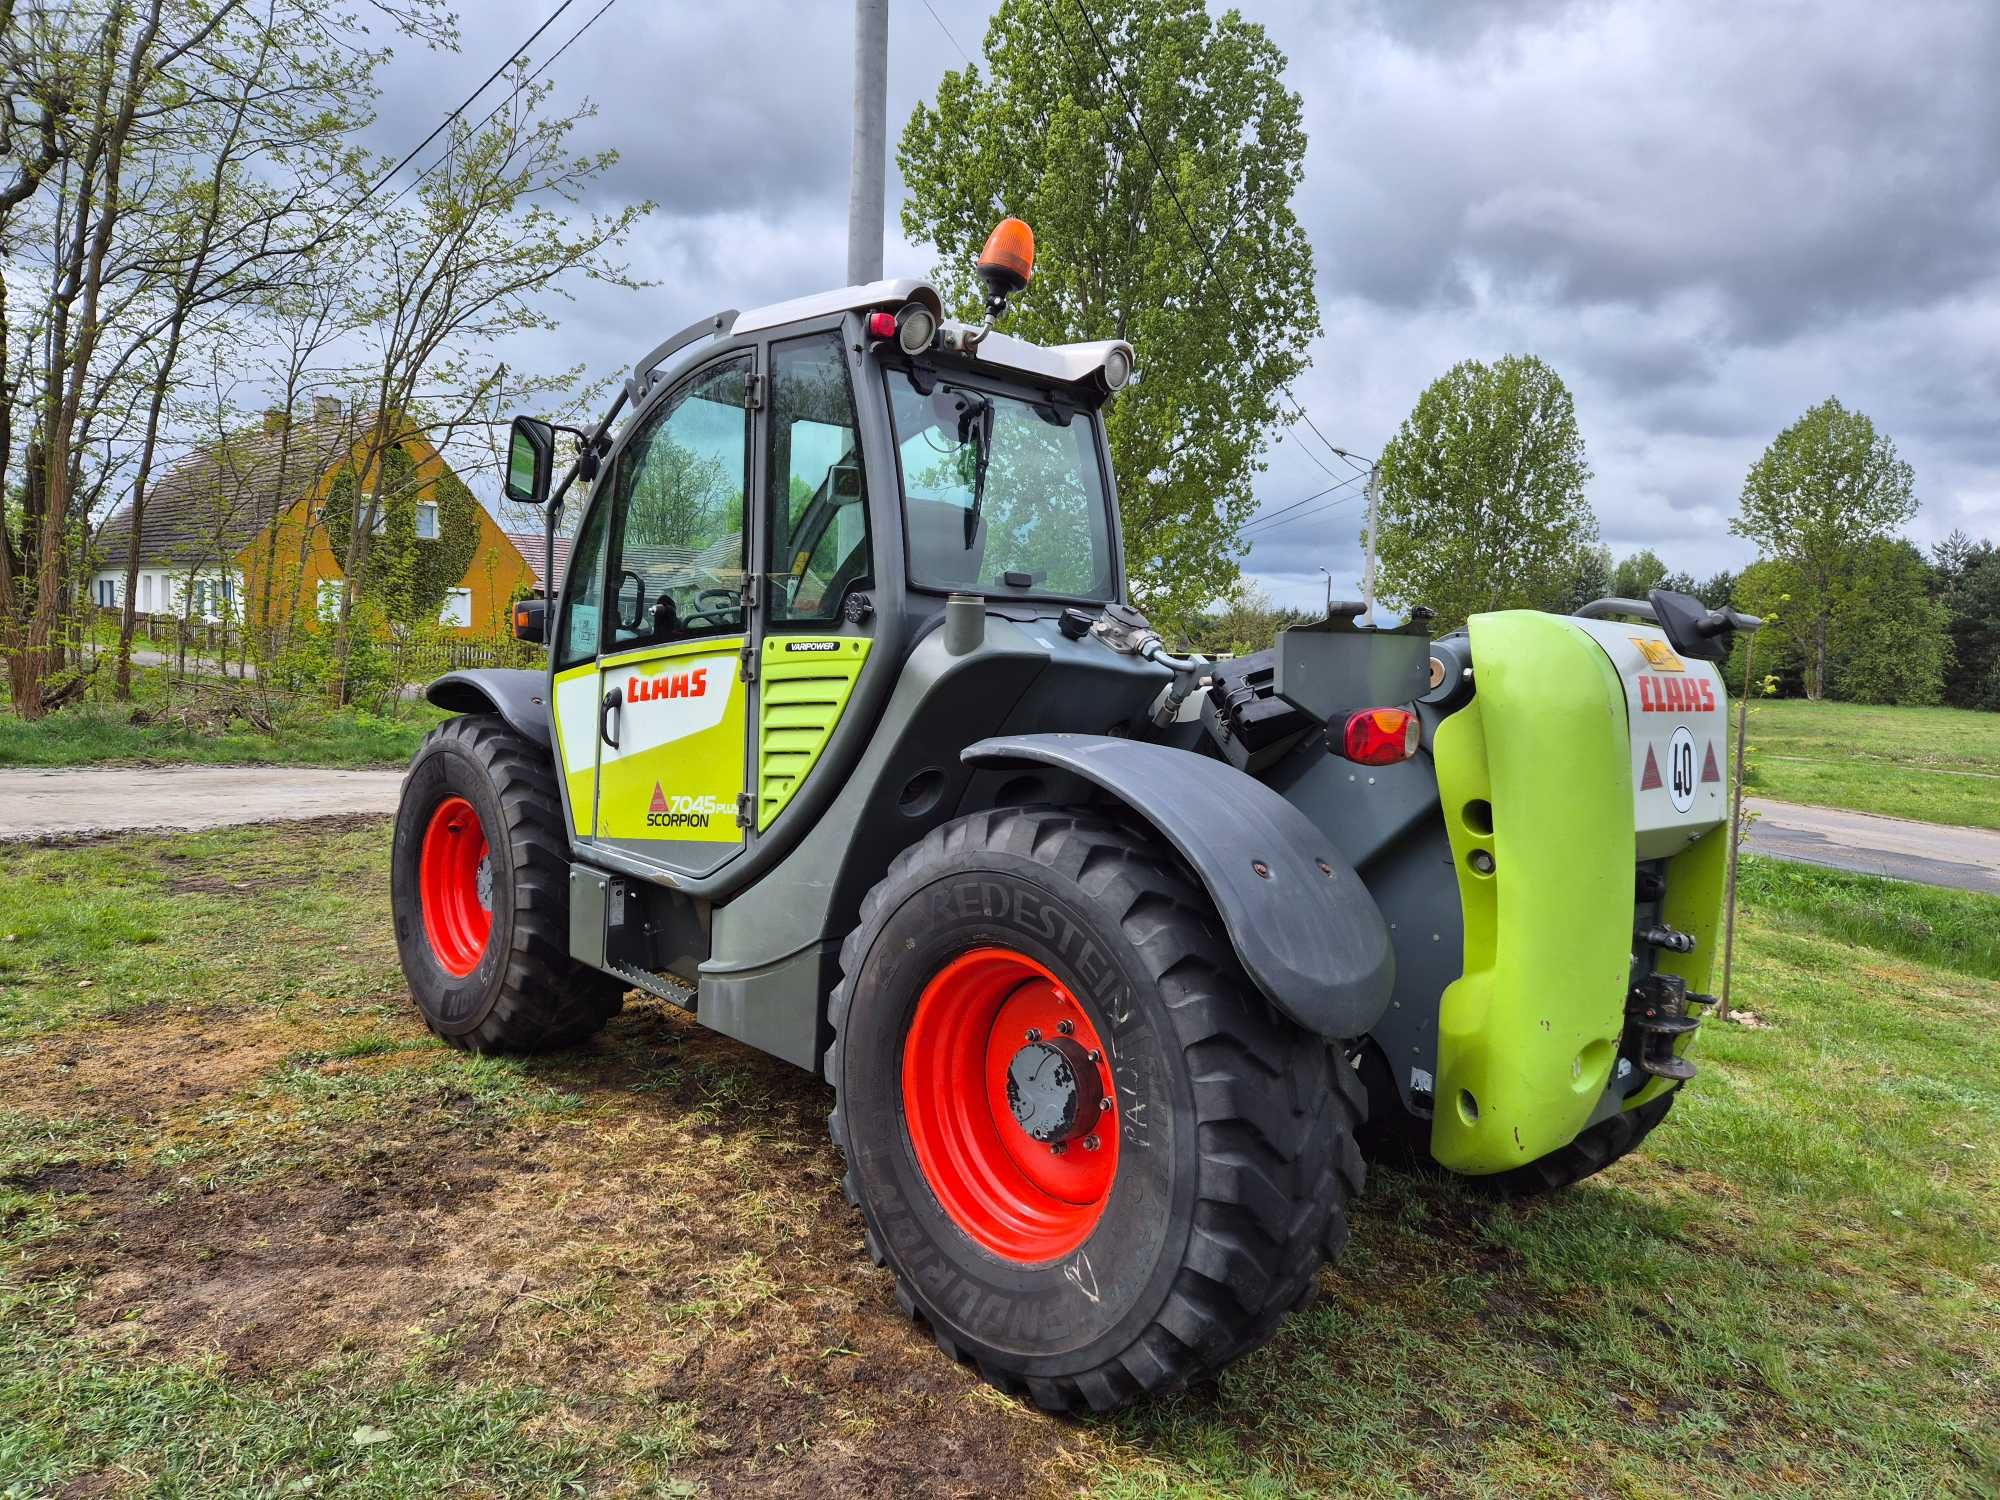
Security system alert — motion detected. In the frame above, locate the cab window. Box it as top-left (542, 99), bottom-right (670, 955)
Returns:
top-left (604, 357), bottom-right (751, 651)
top-left (767, 333), bottom-right (870, 624)
top-left (554, 490), bottom-right (609, 669)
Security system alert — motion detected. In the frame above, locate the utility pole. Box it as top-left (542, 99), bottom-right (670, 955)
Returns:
top-left (847, 0), bottom-right (889, 285)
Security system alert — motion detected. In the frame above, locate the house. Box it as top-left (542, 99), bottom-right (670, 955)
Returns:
top-left (91, 399), bottom-right (535, 637)
top-left (503, 530), bottom-right (575, 599)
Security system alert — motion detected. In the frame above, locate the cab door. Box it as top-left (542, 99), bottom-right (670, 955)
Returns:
top-left (588, 355), bottom-right (756, 879)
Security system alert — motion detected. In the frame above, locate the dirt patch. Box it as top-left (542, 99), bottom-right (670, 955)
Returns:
top-left (0, 1009), bottom-right (320, 1122)
top-left (13, 995), bottom-right (1088, 1498)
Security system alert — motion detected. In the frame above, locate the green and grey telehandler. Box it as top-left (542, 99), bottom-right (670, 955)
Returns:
top-left (392, 218), bottom-right (1758, 1412)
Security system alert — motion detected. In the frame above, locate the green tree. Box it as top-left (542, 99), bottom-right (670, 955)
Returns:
top-left (897, 0), bottom-right (1318, 635)
top-left (1827, 539), bottom-right (1950, 705)
top-left (1373, 354), bottom-right (1598, 630)
top-left (1697, 569), bottom-right (1737, 609)
top-left (1730, 397), bottom-right (1918, 699)
top-left (1557, 542), bottom-right (1612, 613)
top-left (1933, 531), bottom-right (2000, 709)
top-left (1611, 548), bottom-right (1668, 600)
top-left (1188, 582), bottom-right (1314, 654)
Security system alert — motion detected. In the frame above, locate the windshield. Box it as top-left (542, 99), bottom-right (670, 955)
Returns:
top-left (886, 371), bottom-right (1115, 599)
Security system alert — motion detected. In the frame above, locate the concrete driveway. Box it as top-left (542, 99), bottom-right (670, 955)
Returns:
top-left (0, 765), bottom-right (406, 841)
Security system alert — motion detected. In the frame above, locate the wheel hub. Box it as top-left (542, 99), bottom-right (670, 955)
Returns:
top-left (1006, 1036), bottom-right (1105, 1145)
top-left (900, 947), bottom-right (1121, 1263)
top-left (418, 795), bottom-right (493, 978)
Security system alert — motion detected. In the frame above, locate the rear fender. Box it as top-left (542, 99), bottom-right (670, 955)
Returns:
top-left (963, 734), bottom-right (1395, 1039)
top-left (425, 669), bottom-right (553, 751)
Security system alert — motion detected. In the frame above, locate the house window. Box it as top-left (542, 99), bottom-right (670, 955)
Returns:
top-left (370, 507), bottom-right (388, 535)
top-left (318, 578), bottom-right (345, 619)
top-left (439, 588), bottom-right (472, 628)
top-left (415, 502), bottom-right (439, 540)
top-left (142, 575), bottom-right (154, 611)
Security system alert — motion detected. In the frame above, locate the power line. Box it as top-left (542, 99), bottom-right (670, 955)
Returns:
top-left (1054, 0), bottom-right (1357, 494)
top-left (1239, 492), bottom-right (1366, 541)
top-left (375, 0), bottom-right (624, 216)
top-left (1236, 471), bottom-right (1365, 532)
top-left (366, 0), bottom-right (580, 206)
top-left (918, 0), bottom-right (972, 64)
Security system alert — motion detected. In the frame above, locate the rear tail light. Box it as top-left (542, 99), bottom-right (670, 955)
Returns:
top-left (865, 310), bottom-right (897, 340)
top-left (1340, 707), bottom-right (1419, 765)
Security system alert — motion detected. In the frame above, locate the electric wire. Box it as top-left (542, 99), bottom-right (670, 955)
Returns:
top-left (918, 0), bottom-right (973, 64)
top-left (375, 0), bottom-right (625, 216)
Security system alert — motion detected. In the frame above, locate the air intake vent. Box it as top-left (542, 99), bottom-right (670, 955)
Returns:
top-left (757, 637), bottom-right (870, 829)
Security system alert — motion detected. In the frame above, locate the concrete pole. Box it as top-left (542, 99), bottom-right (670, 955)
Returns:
top-left (847, 0), bottom-right (889, 286)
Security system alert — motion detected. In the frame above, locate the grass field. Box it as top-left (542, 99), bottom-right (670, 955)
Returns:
top-left (1744, 698), bottom-right (2000, 830)
top-left (1, 823), bottom-right (1994, 1498)
top-left (0, 666), bottom-right (441, 770)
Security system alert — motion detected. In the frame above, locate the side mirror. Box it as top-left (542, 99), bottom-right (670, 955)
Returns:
top-left (512, 597), bottom-right (546, 644)
top-left (504, 416), bottom-right (555, 506)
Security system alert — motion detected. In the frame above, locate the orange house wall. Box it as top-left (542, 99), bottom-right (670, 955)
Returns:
top-left (235, 433), bottom-right (534, 637)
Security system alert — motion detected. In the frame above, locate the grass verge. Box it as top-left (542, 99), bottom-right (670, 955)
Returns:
top-left (0, 664), bottom-right (439, 769)
top-left (0, 820), bottom-right (1994, 1497)
top-left (1744, 698), bottom-right (2000, 829)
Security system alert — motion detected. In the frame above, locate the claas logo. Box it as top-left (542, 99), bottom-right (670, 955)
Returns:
top-left (1638, 675), bottom-right (1715, 713)
top-left (627, 668), bottom-right (708, 703)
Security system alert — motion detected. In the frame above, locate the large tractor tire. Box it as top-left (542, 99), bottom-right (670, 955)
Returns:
top-left (391, 714), bottom-right (622, 1052)
top-left (826, 806), bottom-right (1365, 1413)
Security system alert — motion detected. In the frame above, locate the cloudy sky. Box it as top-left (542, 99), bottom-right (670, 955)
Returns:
top-left (364, 0), bottom-right (2000, 611)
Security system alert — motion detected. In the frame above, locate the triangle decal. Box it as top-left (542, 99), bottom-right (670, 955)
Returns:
top-left (1701, 741), bottom-right (1723, 784)
top-left (649, 781), bottom-right (669, 814)
top-left (1639, 744), bottom-right (1663, 791)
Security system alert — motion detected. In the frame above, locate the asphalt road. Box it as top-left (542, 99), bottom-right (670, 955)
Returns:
top-left (2, 769), bottom-right (1995, 897)
top-left (1740, 797), bottom-right (2000, 894)
top-left (0, 766), bottom-right (406, 842)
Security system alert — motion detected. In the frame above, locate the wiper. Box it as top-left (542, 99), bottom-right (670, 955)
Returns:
top-left (956, 391), bottom-right (995, 546)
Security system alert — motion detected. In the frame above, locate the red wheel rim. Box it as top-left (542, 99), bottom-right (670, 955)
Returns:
top-left (901, 947), bottom-right (1119, 1263)
top-left (419, 795), bottom-right (492, 978)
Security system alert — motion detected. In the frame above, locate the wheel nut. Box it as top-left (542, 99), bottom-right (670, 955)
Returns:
top-left (1086, 1049), bottom-right (1100, 1063)
top-left (1057, 1019), bottom-right (1074, 1035)
top-left (1083, 1134), bottom-right (1100, 1152)
top-left (1099, 1097), bottom-right (1114, 1112)
top-left (1025, 1028), bottom-right (1042, 1043)
top-left (1049, 1141), bottom-right (1067, 1156)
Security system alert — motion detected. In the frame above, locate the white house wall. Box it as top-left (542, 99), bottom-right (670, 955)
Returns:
top-left (89, 567), bottom-right (245, 624)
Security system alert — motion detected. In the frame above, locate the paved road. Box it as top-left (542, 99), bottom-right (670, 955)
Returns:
top-left (0, 766), bottom-right (406, 842)
top-left (1742, 797), bottom-right (2000, 894)
top-left (1, 769), bottom-right (1994, 896)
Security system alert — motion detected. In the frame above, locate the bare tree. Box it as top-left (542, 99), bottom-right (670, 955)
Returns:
top-left (329, 73), bottom-right (650, 700)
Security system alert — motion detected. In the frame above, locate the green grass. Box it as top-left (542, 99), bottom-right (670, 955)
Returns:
top-left (0, 660), bottom-right (440, 768)
top-left (1744, 698), bottom-right (2000, 829)
top-left (1, 821), bottom-right (1994, 1497)
top-left (1736, 853), bottom-right (2000, 980)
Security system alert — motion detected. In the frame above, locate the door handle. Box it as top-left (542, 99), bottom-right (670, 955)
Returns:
top-left (600, 683), bottom-right (622, 748)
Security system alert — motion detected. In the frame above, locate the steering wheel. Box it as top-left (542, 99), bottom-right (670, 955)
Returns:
top-left (694, 587), bottom-right (741, 613)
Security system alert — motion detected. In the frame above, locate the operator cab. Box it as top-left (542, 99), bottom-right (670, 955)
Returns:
top-left (491, 219), bottom-right (1146, 909)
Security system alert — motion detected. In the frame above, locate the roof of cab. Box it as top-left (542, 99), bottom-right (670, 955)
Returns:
top-left (729, 277), bottom-right (1133, 391)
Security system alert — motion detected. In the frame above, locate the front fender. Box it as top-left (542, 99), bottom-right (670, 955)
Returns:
top-left (963, 733), bottom-right (1394, 1039)
top-left (425, 668), bottom-right (552, 750)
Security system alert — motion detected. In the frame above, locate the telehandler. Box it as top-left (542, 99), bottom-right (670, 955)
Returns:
top-left (392, 218), bottom-right (1757, 1411)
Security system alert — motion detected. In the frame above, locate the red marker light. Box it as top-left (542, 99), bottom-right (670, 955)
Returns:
top-left (1341, 707), bottom-right (1419, 766)
top-left (866, 311), bottom-right (897, 340)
